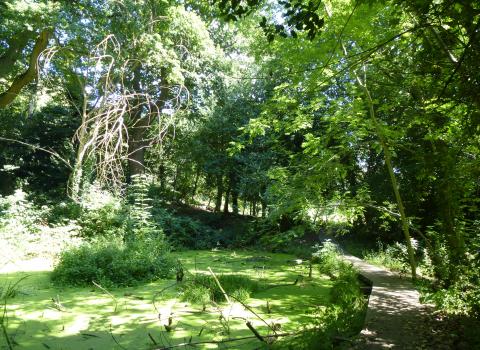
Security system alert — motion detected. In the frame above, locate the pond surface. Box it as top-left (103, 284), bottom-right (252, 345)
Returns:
top-left (0, 250), bottom-right (331, 349)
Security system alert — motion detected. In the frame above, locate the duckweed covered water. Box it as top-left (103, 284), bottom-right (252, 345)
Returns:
top-left (0, 250), bottom-right (332, 349)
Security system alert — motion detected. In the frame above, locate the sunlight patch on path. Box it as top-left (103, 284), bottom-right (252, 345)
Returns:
top-left (343, 254), bottom-right (433, 349)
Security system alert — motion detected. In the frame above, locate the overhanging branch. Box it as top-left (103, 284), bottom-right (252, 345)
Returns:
top-left (0, 29), bottom-right (51, 108)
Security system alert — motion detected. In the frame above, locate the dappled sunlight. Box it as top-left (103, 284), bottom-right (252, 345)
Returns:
top-left (343, 254), bottom-right (434, 349)
top-left (0, 250), bottom-right (332, 349)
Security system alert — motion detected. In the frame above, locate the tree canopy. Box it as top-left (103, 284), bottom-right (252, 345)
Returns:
top-left (1, 0), bottom-right (479, 323)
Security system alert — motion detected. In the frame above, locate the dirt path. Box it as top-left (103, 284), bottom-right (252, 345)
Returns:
top-left (343, 254), bottom-right (434, 349)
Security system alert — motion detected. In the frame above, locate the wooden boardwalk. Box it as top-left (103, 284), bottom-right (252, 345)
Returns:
top-left (343, 255), bottom-right (433, 349)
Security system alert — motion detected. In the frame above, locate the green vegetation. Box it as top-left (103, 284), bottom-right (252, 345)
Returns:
top-left (1, 0), bottom-right (479, 348)
top-left (1, 251), bottom-right (339, 349)
top-left (180, 273), bottom-right (261, 304)
top-left (51, 239), bottom-right (175, 287)
top-left (276, 243), bottom-right (366, 349)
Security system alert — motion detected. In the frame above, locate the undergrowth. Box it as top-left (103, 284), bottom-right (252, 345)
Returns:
top-left (180, 273), bottom-right (261, 304)
top-left (276, 241), bottom-right (366, 349)
top-left (363, 242), bottom-right (410, 274)
top-left (51, 238), bottom-right (176, 287)
top-left (152, 208), bottom-right (222, 250)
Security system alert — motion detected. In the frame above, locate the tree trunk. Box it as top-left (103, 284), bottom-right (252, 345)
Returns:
top-left (127, 68), bottom-right (169, 180)
top-left (223, 184), bottom-right (230, 214)
top-left (215, 174), bottom-right (223, 212)
top-left (0, 29), bottom-right (51, 108)
top-left (191, 167), bottom-right (200, 202)
top-left (69, 75), bottom-right (97, 201)
top-left (0, 30), bottom-right (34, 79)
top-left (172, 165), bottom-right (179, 200)
top-left (158, 163), bottom-right (166, 192)
top-left (325, 1), bottom-right (417, 279)
top-left (127, 113), bottom-right (148, 179)
top-left (207, 197), bottom-right (212, 210)
top-left (358, 77), bottom-right (417, 280)
top-left (232, 188), bottom-right (239, 215)
top-left (435, 142), bottom-right (465, 283)
top-left (127, 66), bottom-right (146, 180)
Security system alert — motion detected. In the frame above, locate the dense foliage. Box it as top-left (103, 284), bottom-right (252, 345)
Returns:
top-left (1, 0), bottom-right (479, 337)
top-left (51, 238), bottom-right (176, 287)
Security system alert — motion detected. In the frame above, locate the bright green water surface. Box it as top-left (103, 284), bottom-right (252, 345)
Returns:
top-left (0, 250), bottom-right (331, 349)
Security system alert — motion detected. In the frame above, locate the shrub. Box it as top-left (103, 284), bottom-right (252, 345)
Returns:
top-left (76, 179), bottom-right (166, 241)
top-left (363, 241), bottom-right (411, 273)
top-left (422, 263), bottom-right (480, 317)
top-left (78, 203), bottom-right (125, 238)
top-left (0, 189), bottom-right (45, 235)
top-left (72, 184), bottom-right (127, 239)
top-left (313, 240), bottom-right (345, 279)
top-left (329, 264), bottom-right (366, 332)
top-left (47, 200), bottom-right (82, 224)
top-left (51, 238), bottom-right (175, 287)
top-left (181, 284), bottom-right (211, 306)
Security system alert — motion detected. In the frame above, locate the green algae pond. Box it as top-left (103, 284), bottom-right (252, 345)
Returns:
top-left (0, 250), bottom-right (333, 349)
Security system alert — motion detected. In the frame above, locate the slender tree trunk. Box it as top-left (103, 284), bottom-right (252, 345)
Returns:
top-left (435, 142), bottom-right (465, 283)
top-left (232, 188), bottom-right (239, 215)
top-left (223, 184), bottom-right (230, 214)
top-left (191, 167), bottom-right (200, 202)
top-left (158, 163), bottom-right (166, 192)
top-left (172, 165), bottom-right (179, 200)
top-left (228, 170), bottom-right (239, 214)
top-left (69, 76), bottom-right (97, 201)
top-left (358, 77), bottom-right (417, 280)
top-left (215, 174), bottom-right (223, 212)
top-left (207, 197), bottom-right (212, 210)
top-left (261, 199), bottom-right (267, 218)
top-left (325, 2), bottom-right (417, 279)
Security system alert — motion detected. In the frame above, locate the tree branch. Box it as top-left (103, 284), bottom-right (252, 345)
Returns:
top-left (0, 29), bottom-right (51, 108)
top-left (0, 136), bottom-right (72, 169)
top-left (0, 29), bottom-right (34, 79)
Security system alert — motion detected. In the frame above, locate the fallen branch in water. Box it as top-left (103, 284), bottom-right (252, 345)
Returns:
top-left (246, 321), bottom-right (264, 342)
top-left (207, 267), bottom-right (230, 304)
top-left (154, 331), bottom-right (300, 349)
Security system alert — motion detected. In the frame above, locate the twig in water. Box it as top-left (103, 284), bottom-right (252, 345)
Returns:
top-left (93, 281), bottom-right (118, 313)
top-left (207, 267), bottom-right (230, 304)
top-left (154, 331), bottom-right (300, 349)
top-left (152, 282), bottom-right (177, 313)
top-left (110, 324), bottom-right (127, 350)
top-left (148, 332), bottom-right (158, 345)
